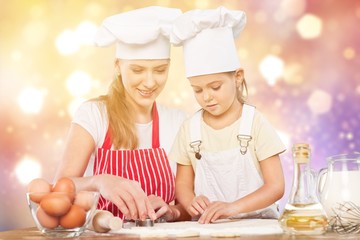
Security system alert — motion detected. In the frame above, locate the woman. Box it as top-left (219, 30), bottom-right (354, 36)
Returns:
top-left (170, 6), bottom-right (286, 224)
top-left (55, 6), bottom-right (189, 222)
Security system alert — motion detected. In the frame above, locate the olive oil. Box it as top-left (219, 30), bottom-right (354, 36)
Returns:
top-left (279, 144), bottom-right (328, 235)
top-left (279, 203), bottom-right (328, 235)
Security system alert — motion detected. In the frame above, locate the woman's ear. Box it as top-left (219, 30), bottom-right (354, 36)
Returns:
top-left (235, 68), bottom-right (244, 87)
top-left (115, 59), bottom-right (121, 75)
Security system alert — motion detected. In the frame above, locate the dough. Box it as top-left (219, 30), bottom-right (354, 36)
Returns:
top-left (138, 229), bottom-right (200, 238)
top-left (173, 230), bottom-right (200, 238)
top-left (140, 232), bottom-right (168, 238)
top-left (210, 232), bottom-right (237, 238)
top-left (110, 219), bottom-right (283, 237)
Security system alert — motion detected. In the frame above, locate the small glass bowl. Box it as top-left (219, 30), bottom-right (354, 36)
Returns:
top-left (26, 191), bottom-right (100, 238)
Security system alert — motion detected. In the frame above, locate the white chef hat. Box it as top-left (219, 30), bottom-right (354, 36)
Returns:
top-left (94, 6), bottom-right (182, 59)
top-left (171, 6), bottom-right (246, 78)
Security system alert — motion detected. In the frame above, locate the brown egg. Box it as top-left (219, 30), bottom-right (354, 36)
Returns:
top-left (27, 178), bottom-right (51, 203)
top-left (36, 206), bottom-right (59, 229)
top-left (52, 177), bottom-right (76, 202)
top-left (59, 205), bottom-right (86, 229)
top-left (73, 191), bottom-right (94, 211)
top-left (40, 192), bottom-right (72, 217)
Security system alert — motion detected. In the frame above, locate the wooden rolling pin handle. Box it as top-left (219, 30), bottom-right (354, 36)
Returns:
top-left (92, 210), bottom-right (123, 233)
top-left (108, 217), bottom-right (123, 230)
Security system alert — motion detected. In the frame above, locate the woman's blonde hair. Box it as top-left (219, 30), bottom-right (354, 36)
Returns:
top-left (96, 61), bottom-right (138, 149)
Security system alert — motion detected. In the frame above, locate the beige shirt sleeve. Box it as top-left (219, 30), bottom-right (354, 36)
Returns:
top-left (252, 110), bottom-right (286, 161)
top-left (169, 118), bottom-right (193, 166)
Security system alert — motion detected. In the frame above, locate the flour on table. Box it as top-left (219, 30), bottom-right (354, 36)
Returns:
top-left (110, 219), bottom-right (283, 238)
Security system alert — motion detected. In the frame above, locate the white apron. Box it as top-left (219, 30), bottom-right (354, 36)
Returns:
top-left (189, 104), bottom-right (278, 219)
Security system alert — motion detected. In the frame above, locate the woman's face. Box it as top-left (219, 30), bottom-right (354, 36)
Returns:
top-left (118, 59), bottom-right (170, 110)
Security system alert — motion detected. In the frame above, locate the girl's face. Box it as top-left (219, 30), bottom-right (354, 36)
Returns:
top-left (189, 70), bottom-right (244, 118)
top-left (118, 59), bottom-right (170, 111)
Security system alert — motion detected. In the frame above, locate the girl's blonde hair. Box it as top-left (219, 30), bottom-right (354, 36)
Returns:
top-left (230, 70), bottom-right (248, 104)
top-left (95, 61), bottom-right (138, 149)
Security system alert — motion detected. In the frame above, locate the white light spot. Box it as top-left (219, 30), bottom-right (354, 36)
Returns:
top-left (15, 157), bottom-right (42, 185)
top-left (17, 87), bottom-right (46, 114)
top-left (55, 29), bottom-right (80, 55)
top-left (296, 14), bottom-right (323, 39)
top-left (259, 55), bottom-right (284, 85)
top-left (307, 89), bottom-right (332, 115)
top-left (346, 132), bottom-right (353, 140)
top-left (75, 21), bottom-right (98, 45)
top-left (66, 71), bottom-right (92, 97)
top-left (56, 138), bottom-right (64, 146)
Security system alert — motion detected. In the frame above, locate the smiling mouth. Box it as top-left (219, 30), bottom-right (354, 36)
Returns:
top-left (138, 89), bottom-right (155, 97)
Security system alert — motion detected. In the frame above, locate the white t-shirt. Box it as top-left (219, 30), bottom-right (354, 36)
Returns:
top-left (72, 100), bottom-right (186, 176)
top-left (169, 108), bottom-right (286, 175)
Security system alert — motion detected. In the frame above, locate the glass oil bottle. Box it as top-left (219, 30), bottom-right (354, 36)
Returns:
top-left (279, 143), bottom-right (328, 235)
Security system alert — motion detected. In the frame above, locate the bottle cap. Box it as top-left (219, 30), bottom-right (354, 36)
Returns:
top-left (293, 143), bottom-right (310, 163)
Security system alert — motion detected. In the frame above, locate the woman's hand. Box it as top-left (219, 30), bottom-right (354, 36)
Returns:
top-left (148, 195), bottom-right (177, 222)
top-left (198, 201), bottom-right (237, 224)
top-left (94, 174), bottom-right (156, 221)
top-left (187, 195), bottom-right (210, 218)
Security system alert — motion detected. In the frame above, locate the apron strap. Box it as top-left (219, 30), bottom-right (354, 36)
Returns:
top-left (189, 110), bottom-right (203, 160)
top-left (238, 104), bottom-right (255, 136)
top-left (237, 104), bottom-right (255, 155)
top-left (152, 102), bottom-right (160, 148)
top-left (101, 102), bottom-right (160, 150)
top-left (102, 126), bottom-right (112, 149)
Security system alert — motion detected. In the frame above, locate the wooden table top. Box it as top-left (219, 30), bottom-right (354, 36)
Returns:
top-left (0, 227), bottom-right (358, 240)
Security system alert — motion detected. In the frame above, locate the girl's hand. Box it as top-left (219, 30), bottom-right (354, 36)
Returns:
top-left (95, 174), bottom-right (156, 221)
top-left (187, 195), bottom-right (210, 217)
top-left (198, 201), bottom-right (237, 224)
top-left (148, 195), bottom-right (178, 222)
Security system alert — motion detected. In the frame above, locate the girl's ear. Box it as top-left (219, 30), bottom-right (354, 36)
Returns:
top-left (235, 68), bottom-right (244, 87)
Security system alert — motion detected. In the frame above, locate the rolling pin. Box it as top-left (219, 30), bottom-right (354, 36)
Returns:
top-left (91, 210), bottom-right (123, 233)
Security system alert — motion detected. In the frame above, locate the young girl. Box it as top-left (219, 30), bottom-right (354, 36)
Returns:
top-left (170, 6), bottom-right (286, 224)
top-left (54, 6), bottom-right (189, 222)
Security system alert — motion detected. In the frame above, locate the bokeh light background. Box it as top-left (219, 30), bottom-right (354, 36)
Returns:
top-left (1, 0), bottom-right (359, 231)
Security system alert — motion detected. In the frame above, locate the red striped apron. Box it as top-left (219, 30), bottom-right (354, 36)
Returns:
top-left (93, 103), bottom-right (175, 218)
